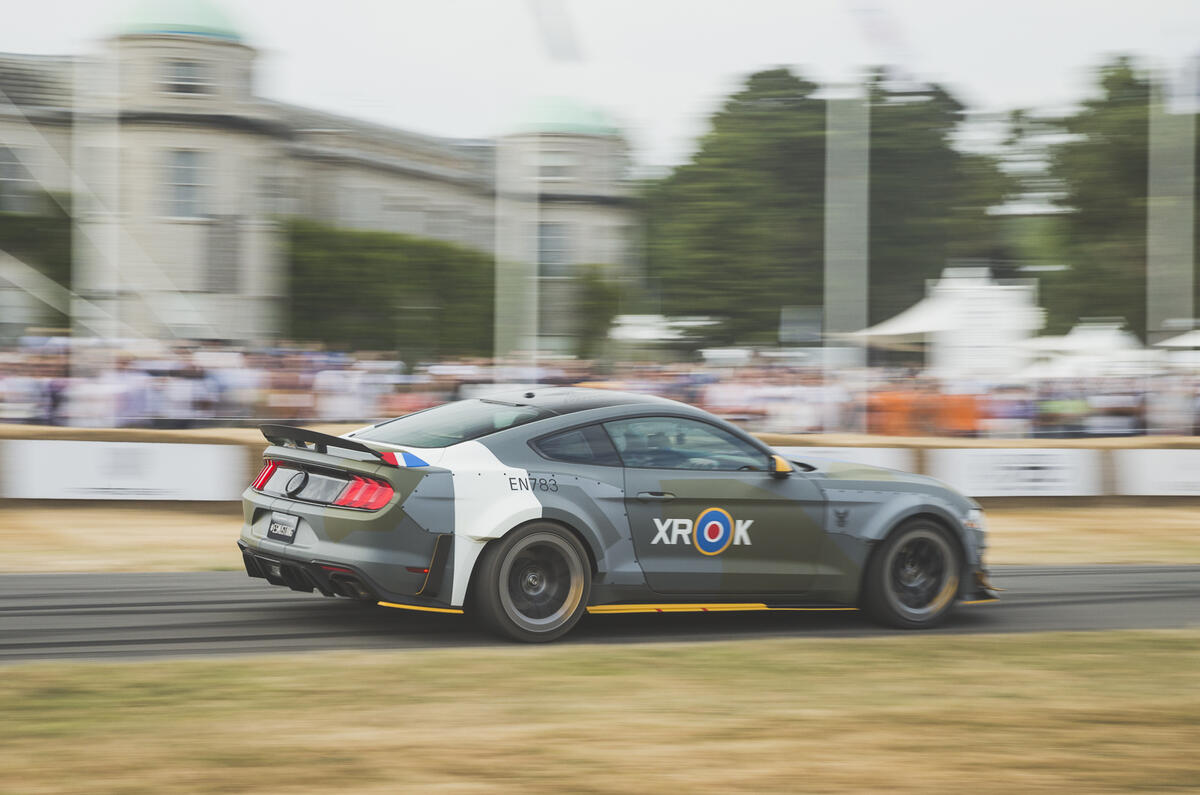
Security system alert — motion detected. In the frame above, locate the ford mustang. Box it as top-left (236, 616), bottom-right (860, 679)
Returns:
top-left (238, 387), bottom-right (997, 641)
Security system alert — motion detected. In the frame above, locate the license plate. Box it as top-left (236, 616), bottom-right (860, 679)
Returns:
top-left (267, 512), bottom-right (299, 544)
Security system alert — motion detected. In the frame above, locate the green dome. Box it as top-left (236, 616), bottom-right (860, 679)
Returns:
top-left (118, 0), bottom-right (243, 42)
top-left (512, 96), bottom-right (620, 137)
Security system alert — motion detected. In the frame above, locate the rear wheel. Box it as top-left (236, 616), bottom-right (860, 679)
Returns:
top-left (471, 523), bottom-right (591, 642)
top-left (862, 519), bottom-right (960, 629)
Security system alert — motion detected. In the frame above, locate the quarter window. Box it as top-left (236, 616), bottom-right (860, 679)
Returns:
top-left (534, 425), bottom-right (621, 466)
top-left (602, 416), bottom-right (768, 471)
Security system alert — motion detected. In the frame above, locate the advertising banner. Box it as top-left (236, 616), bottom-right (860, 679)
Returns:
top-left (925, 448), bottom-right (1102, 497)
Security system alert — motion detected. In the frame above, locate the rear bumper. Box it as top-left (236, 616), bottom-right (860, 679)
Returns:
top-left (238, 540), bottom-right (456, 612)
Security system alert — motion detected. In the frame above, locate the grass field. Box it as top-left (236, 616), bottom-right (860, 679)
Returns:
top-left (984, 505), bottom-right (1200, 565)
top-left (0, 630), bottom-right (1196, 793)
top-left (2, 503), bottom-right (1198, 572)
top-left (0, 505), bottom-right (241, 572)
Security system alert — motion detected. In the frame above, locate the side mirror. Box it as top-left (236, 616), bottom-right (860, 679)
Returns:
top-left (770, 454), bottom-right (793, 478)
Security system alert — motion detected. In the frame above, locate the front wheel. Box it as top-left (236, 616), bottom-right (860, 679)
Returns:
top-left (861, 519), bottom-right (960, 629)
top-left (470, 523), bottom-right (591, 642)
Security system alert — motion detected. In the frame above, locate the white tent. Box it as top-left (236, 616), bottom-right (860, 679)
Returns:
top-left (839, 267), bottom-right (1045, 378)
top-left (1156, 329), bottom-right (1200, 348)
top-left (840, 295), bottom-right (955, 351)
top-left (1016, 321), bottom-right (1160, 380)
top-left (1021, 321), bottom-right (1142, 355)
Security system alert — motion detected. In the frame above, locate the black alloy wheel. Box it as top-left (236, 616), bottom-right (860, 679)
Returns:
top-left (862, 519), bottom-right (960, 629)
top-left (472, 523), bottom-right (591, 642)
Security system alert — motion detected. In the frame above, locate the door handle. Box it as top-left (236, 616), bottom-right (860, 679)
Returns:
top-left (636, 491), bottom-right (676, 502)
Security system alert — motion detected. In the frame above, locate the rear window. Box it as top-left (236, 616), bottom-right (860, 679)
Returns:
top-left (353, 399), bottom-right (551, 448)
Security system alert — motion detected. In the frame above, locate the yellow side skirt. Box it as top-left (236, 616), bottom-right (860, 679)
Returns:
top-left (586, 603), bottom-right (859, 615)
top-left (377, 601), bottom-right (464, 615)
top-left (377, 600), bottom-right (997, 616)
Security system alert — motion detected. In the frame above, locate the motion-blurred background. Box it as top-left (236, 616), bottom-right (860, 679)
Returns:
top-left (2, 8), bottom-right (1199, 791)
top-left (2, 0), bottom-right (1200, 437)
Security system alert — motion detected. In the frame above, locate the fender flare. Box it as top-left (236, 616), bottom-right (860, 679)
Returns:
top-left (854, 498), bottom-right (969, 601)
top-left (457, 514), bottom-right (600, 608)
top-left (851, 493), bottom-right (964, 545)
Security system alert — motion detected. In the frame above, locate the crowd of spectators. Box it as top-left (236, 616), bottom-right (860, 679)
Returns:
top-left (2, 339), bottom-right (1199, 437)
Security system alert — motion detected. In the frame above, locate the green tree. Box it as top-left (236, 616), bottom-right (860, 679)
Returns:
top-left (0, 192), bottom-right (72, 325)
top-left (866, 74), bottom-right (1011, 324)
top-left (574, 265), bottom-right (622, 359)
top-left (1041, 57), bottom-right (1150, 335)
top-left (285, 219), bottom-right (493, 358)
top-left (644, 68), bottom-right (1009, 346)
top-left (645, 68), bottom-right (827, 346)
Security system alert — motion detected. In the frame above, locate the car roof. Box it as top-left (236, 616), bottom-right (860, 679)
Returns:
top-left (479, 387), bottom-right (686, 416)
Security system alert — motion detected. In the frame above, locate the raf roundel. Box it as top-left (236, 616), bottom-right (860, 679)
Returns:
top-left (693, 507), bottom-right (734, 556)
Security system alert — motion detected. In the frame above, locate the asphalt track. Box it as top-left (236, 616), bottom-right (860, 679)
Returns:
top-left (1, 565), bottom-right (1197, 662)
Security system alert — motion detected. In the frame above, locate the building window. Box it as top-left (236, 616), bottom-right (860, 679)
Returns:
top-left (538, 222), bottom-right (570, 278)
top-left (539, 150), bottom-right (574, 181)
top-left (166, 150), bottom-right (208, 217)
top-left (427, 206), bottom-right (460, 240)
top-left (238, 65), bottom-right (253, 100)
top-left (386, 195), bottom-right (424, 234)
top-left (0, 147), bottom-right (37, 214)
top-left (162, 61), bottom-right (214, 95)
top-left (338, 186), bottom-right (381, 229)
top-left (619, 224), bottom-right (638, 267)
top-left (205, 215), bottom-right (240, 293)
top-left (258, 161), bottom-right (294, 217)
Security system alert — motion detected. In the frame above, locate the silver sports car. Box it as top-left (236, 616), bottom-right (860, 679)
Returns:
top-left (238, 387), bottom-right (997, 641)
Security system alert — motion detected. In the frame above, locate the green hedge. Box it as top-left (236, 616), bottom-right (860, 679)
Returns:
top-left (285, 219), bottom-right (494, 358)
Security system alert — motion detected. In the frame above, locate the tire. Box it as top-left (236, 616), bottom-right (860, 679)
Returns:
top-left (470, 523), bottom-right (591, 642)
top-left (861, 518), bottom-right (960, 629)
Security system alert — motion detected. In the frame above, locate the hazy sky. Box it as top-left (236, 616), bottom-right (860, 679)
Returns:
top-left (3, 0), bottom-right (1199, 166)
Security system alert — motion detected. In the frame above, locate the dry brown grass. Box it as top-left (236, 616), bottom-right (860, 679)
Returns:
top-left (2, 503), bottom-right (1199, 572)
top-left (0, 504), bottom-right (242, 572)
top-left (985, 506), bottom-right (1200, 565)
top-left (0, 631), bottom-right (1196, 793)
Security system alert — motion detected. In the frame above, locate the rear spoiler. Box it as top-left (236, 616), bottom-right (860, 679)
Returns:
top-left (259, 424), bottom-right (400, 467)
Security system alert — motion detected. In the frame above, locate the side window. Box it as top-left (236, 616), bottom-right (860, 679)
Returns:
top-left (602, 416), bottom-right (768, 471)
top-left (533, 425), bottom-right (622, 466)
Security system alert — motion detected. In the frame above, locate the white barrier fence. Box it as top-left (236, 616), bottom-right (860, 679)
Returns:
top-left (1, 440), bottom-right (246, 500)
top-left (0, 440), bottom-right (1197, 499)
top-left (1112, 450), bottom-right (1200, 496)
top-left (779, 445), bottom-right (1200, 497)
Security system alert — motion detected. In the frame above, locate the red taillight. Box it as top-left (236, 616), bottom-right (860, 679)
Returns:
top-left (252, 461), bottom-right (278, 491)
top-left (361, 481), bottom-right (394, 510)
top-left (332, 475), bottom-right (394, 510)
top-left (340, 476), bottom-right (370, 506)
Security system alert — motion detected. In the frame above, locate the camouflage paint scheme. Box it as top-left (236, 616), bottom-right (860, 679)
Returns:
top-left (238, 389), bottom-right (994, 611)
